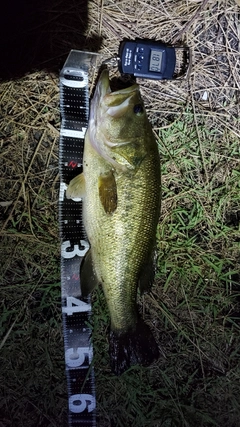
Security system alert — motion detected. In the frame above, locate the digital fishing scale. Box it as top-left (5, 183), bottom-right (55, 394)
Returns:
top-left (59, 40), bottom-right (190, 426)
top-left (107, 39), bottom-right (191, 80)
top-left (119, 39), bottom-right (176, 79)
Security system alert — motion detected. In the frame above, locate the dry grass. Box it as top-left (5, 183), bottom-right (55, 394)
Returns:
top-left (1, 0), bottom-right (240, 426)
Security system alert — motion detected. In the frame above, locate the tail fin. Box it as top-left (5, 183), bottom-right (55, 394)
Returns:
top-left (109, 317), bottom-right (159, 375)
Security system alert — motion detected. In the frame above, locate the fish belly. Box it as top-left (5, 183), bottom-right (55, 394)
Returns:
top-left (82, 132), bottom-right (160, 333)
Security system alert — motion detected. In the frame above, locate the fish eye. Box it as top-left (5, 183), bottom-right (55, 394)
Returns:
top-left (133, 104), bottom-right (144, 115)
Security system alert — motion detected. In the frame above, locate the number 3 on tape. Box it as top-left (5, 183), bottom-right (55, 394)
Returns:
top-left (61, 240), bottom-right (89, 259)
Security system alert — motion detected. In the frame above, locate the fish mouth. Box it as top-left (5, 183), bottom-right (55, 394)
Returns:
top-left (94, 69), bottom-right (111, 101)
top-left (90, 69), bottom-right (139, 119)
top-left (88, 69), bottom-right (140, 169)
top-left (104, 73), bottom-right (139, 118)
top-left (95, 68), bottom-right (139, 98)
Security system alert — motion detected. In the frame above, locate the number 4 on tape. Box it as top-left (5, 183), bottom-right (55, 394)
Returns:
top-left (62, 297), bottom-right (91, 315)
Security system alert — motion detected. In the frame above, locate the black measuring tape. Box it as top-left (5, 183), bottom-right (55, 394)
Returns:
top-left (59, 50), bottom-right (99, 426)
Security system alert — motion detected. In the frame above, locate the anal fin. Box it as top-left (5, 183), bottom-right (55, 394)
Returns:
top-left (138, 250), bottom-right (157, 294)
top-left (80, 249), bottom-right (99, 297)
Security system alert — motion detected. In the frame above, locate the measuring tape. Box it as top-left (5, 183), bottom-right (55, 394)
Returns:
top-left (59, 50), bottom-right (100, 426)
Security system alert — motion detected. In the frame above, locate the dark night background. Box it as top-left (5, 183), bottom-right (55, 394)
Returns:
top-left (0, 0), bottom-right (101, 80)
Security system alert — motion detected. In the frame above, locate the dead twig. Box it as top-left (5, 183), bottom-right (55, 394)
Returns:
top-left (171, 0), bottom-right (211, 44)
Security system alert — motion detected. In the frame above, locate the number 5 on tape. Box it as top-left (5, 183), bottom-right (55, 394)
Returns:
top-left (69, 393), bottom-right (96, 413)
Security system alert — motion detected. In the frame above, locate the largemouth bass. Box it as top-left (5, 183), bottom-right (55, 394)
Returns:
top-left (67, 69), bottom-right (161, 375)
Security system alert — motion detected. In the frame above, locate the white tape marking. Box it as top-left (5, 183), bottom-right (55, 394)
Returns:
top-left (61, 128), bottom-right (86, 139)
top-left (61, 240), bottom-right (89, 258)
top-left (61, 69), bottom-right (88, 88)
top-left (62, 297), bottom-right (91, 315)
top-left (65, 346), bottom-right (93, 368)
top-left (69, 393), bottom-right (96, 413)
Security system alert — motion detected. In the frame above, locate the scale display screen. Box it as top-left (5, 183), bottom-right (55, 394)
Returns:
top-left (118, 39), bottom-right (177, 80)
top-left (149, 49), bottom-right (163, 73)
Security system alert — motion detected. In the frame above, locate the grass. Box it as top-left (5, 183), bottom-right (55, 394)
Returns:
top-left (91, 107), bottom-right (240, 426)
top-left (1, 0), bottom-right (240, 426)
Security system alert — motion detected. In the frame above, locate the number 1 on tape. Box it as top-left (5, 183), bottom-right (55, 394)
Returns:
top-left (59, 50), bottom-right (100, 427)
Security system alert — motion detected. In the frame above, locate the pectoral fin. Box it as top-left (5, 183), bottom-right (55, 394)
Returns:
top-left (80, 249), bottom-right (99, 297)
top-left (98, 171), bottom-right (117, 214)
top-left (66, 173), bottom-right (85, 199)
